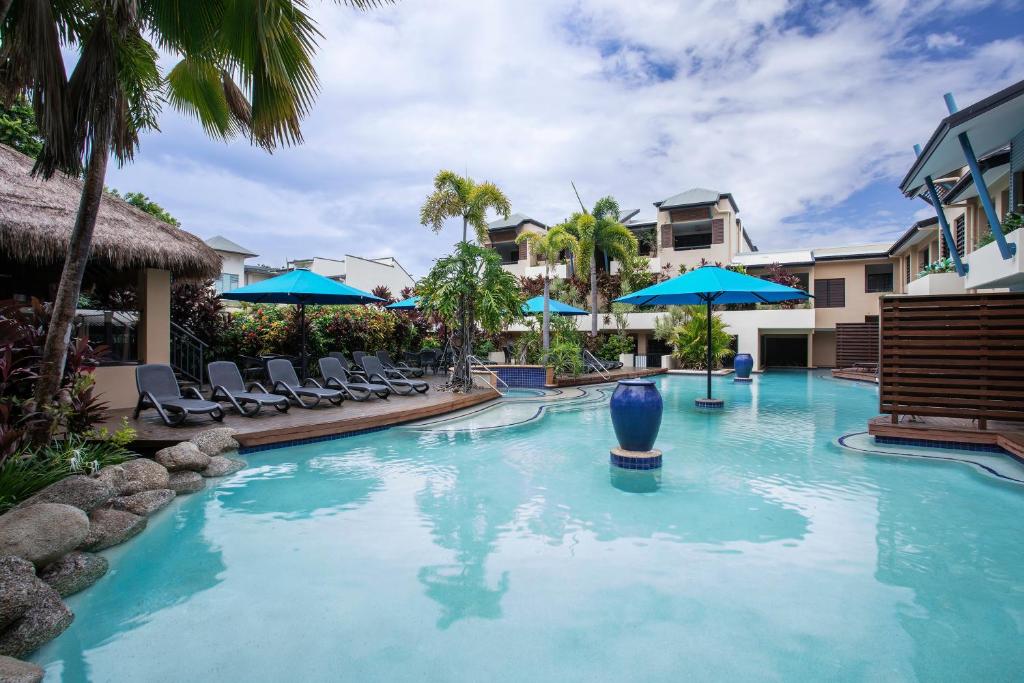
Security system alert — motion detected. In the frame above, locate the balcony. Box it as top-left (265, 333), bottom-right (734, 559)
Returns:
top-left (906, 272), bottom-right (966, 296)
top-left (524, 263), bottom-right (567, 279)
top-left (964, 228), bottom-right (1022, 290)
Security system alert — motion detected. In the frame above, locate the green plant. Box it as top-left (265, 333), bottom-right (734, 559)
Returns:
top-left (0, 96), bottom-right (43, 158)
top-left (418, 242), bottom-right (523, 391)
top-left (106, 190), bottom-right (181, 226)
top-left (548, 339), bottom-right (584, 377)
top-left (474, 339), bottom-right (496, 355)
top-left (655, 306), bottom-right (734, 370)
top-left (976, 207), bottom-right (1022, 248)
top-left (0, 435), bottom-right (135, 513)
top-left (516, 224), bottom-right (578, 350)
top-left (918, 257), bottom-right (956, 278)
top-left (598, 334), bottom-right (634, 360)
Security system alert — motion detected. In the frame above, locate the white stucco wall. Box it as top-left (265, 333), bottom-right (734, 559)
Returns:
top-left (344, 255), bottom-right (415, 295)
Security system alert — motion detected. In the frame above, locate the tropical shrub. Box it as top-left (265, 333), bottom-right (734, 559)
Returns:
top-left (548, 339), bottom-right (585, 377)
top-left (598, 334), bottom-right (634, 360)
top-left (654, 306), bottom-right (734, 370)
top-left (976, 207), bottom-right (1022, 248)
top-left (518, 275), bottom-right (545, 297)
top-left (371, 285), bottom-right (396, 304)
top-left (0, 434), bottom-right (135, 513)
top-left (918, 257), bottom-right (957, 277)
top-left (0, 301), bottom-right (109, 459)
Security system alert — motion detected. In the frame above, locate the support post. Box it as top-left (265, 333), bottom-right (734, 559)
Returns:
top-left (298, 303), bottom-right (307, 380)
top-left (924, 176), bottom-right (968, 276)
top-left (706, 297), bottom-right (712, 399)
top-left (957, 132), bottom-right (1016, 259)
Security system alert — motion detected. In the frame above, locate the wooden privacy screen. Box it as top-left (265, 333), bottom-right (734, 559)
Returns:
top-left (836, 319), bottom-right (878, 368)
top-left (880, 293), bottom-right (1024, 425)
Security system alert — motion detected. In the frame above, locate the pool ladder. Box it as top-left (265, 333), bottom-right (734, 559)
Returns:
top-left (468, 355), bottom-right (509, 396)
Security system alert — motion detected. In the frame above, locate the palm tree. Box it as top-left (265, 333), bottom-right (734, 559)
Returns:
top-left (566, 196), bottom-right (638, 336)
top-left (515, 225), bottom-right (577, 350)
top-left (0, 0), bottom-right (391, 435)
top-left (420, 170), bottom-right (511, 384)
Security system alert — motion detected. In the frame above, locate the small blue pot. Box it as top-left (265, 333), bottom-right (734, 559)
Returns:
top-left (610, 380), bottom-right (663, 452)
top-left (733, 353), bottom-right (753, 380)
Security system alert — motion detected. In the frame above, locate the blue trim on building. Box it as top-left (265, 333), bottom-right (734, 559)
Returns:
top-left (493, 366), bottom-right (548, 388)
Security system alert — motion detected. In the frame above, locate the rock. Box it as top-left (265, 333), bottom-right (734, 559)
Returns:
top-left (13, 475), bottom-right (113, 513)
top-left (190, 428), bottom-right (239, 457)
top-left (38, 552), bottom-right (108, 598)
top-left (0, 655), bottom-right (44, 683)
top-left (168, 471), bottom-right (205, 495)
top-left (200, 456), bottom-right (246, 478)
top-left (95, 459), bottom-right (169, 496)
top-left (0, 504), bottom-right (90, 568)
top-left (0, 557), bottom-right (37, 632)
top-left (0, 583), bottom-right (72, 659)
top-left (79, 508), bottom-right (146, 552)
top-left (108, 489), bottom-right (175, 517)
top-left (153, 442), bottom-right (211, 472)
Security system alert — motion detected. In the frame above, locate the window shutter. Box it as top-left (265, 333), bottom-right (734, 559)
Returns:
top-left (518, 240), bottom-right (528, 261)
top-left (814, 278), bottom-right (845, 308)
top-left (904, 255), bottom-right (911, 284)
top-left (660, 224), bottom-right (672, 249)
top-left (955, 215), bottom-right (965, 256)
top-left (711, 219), bottom-right (724, 244)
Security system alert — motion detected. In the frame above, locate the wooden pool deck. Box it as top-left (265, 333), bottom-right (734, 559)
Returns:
top-left (868, 415), bottom-right (1024, 459)
top-left (103, 376), bottom-right (500, 452)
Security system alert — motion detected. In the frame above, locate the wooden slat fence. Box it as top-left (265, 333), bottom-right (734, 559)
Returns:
top-left (879, 293), bottom-right (1024, 426)
top-left (836, 319), bottom-right (878, 368)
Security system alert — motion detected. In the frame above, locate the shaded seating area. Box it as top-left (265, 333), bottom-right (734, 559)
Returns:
top-left (377, 350), bottom-right (425, 377)
top-left (134, 364), bottom-right (225, 426)
top-left (360, 356), bottom-right (430, 395)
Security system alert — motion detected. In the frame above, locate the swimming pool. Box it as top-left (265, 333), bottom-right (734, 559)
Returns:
top-left (33, 373), bottom-right (1024, 681)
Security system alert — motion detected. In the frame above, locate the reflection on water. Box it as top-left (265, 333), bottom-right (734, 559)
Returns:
top-left (32, 372), bottom-right (1024, 682)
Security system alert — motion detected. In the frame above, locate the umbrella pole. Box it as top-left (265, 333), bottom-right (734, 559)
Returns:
top-left (299, 303), bottom-right (307, 380)
top-left (706, 297), bottom-right (712, 400)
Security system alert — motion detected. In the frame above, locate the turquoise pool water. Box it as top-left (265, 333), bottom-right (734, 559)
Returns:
top-left (34, 372), bottom-right (1024, 681)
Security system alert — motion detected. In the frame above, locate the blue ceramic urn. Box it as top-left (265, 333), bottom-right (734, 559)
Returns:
top-left (610, 379), bottom-right (663, 452)
top-left (733, 353), bottom-right (753, 380)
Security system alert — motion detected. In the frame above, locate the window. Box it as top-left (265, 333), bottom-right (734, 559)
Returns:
top-left (919, 245), bottom-right (930, 270)
top-left (904, 255), bottom-right (911, 285)
top-left (214, 273), bottom-right (239, 295)
top-left (814, 278), bottom-right (845, 308)
top-left (673, 229), bottom-right (712, 250)
top-left (865, 263), bottom-right (893, 293)
top-left (954, 215), bottom-right (965, 256)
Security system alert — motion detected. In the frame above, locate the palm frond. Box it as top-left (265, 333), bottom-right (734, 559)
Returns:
top-left (167, 58), bottom-right (233, 140)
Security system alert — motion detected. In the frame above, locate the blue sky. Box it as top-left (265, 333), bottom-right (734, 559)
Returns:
top-left (105, 0), bottom-right (1024, 275)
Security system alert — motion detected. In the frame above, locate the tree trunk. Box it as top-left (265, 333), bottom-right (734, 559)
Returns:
top-left (32, 137), bottom-right (111, 441)
top-left (542, 273), bottom-right (550, 350)
top-left (590, 254), bottom-right (598, 336)
top-left (453, 215), bottom-right (472, 390)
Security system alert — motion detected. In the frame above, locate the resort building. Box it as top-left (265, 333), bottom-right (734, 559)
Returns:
top-left (205, 235), bottom-right (258, 295)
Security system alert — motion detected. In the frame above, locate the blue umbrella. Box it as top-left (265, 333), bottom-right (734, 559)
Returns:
top-left (221, 269), bottom-right (383, 378)
top-left (386, 295), bottom-right (420, 310)
top-left (522, 295), bottom-right (588, 316)
top-left (615, 266), bottom-right (809, 405)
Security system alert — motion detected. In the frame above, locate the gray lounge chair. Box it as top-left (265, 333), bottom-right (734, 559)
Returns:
top-left (208, 361), bottom-right (290, 416)
top-left (318, 357), bottom-right (390, 401)
top-left (377, 350), bottom-right (425, 378)
top-left (133, 364), bottom-right (224, 426)
top-left (360, 356), bottom-right (429, 395)
top-left (267, 358), bottom-right (343, 408)
top-left (328, 352), bottom-right (368, 381)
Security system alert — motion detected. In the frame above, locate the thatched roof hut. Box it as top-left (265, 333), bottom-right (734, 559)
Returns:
top-left (0, 144), bottom-right (220, 281)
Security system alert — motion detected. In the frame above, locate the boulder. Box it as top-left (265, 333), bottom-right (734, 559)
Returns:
top-left (0, 583), bottom-right (72, 658)
top-left (13, 476), bottom-right (112, 513)
top-left (79, 509), bottom-right (146, 552)
top-left (0, 558), bottom-right (37, 632)
top-left (38, 552), bottom-right (108, 598)
top-left (108, 489), bottom-right (175, 517)
top-left (190, 428), bottom-right (239, 457)
top-left (153, 442), bottom-right (211, 472)
top-left (168, 471), bottom-right (205, 495)
top-left (95, 459), bottom-right (169, 496)
top-left (0, 504), bottom-right (90, 568)
top-left (200, 456), bottom-right (246, 478)
top-left (0, 655), bottom-right (44, 683)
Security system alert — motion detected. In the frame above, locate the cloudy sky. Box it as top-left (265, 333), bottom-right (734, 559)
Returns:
top-left (106, 0), bottom-right (1024, 277)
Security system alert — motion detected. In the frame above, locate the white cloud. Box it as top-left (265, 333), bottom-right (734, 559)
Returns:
top-left (105, 0), bottom-right (1024, 276)
top-left (925, 32), bottom-right (965, 50)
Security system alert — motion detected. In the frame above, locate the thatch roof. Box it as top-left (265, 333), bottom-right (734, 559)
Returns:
top-left (0, 144), bottom-right (221, 281)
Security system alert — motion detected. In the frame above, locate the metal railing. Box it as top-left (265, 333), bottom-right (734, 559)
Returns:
top-left (170, 322), bottom-right (208, 385)
top-left (468, 354), bottom-right (509, 395)
top-left (582, 349), bottom-right (610, 380)
top-left (634, 354), bottom-right (663, 369)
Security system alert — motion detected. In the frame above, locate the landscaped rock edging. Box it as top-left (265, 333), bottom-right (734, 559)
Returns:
top-left (0, 428), bottom-right (246, 671)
